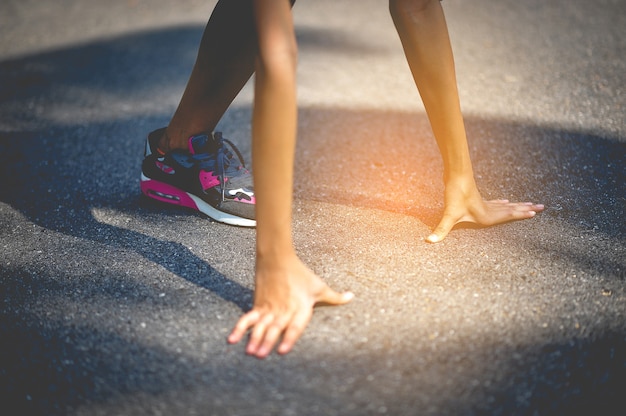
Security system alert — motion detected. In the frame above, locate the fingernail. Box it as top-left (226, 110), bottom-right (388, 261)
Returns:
top-left (426, 234), bottom-right (439, 243)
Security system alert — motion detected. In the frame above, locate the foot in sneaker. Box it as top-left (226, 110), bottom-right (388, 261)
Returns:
top-left (141, 127), bottom-right (256, 227)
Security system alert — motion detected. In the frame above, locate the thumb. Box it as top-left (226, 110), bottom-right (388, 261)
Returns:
top-left (315, 286), bottom-right (354, 306)
top-left (426, 215), bottom-right (456, 243)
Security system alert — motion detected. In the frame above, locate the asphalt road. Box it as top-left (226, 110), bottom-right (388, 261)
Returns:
top-left (1, 0), bottom-right (625, 415)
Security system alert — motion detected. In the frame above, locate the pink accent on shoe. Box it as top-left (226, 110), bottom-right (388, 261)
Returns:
top-left (155, 160), bottom-right (175, 174)
top-left (141, 179), bottom-right (199, 210)
top-left (187, 136), bottom-right (197, 155)
top-left (199, 170), bottom-right (220, 190)
top-left (229, 191), bottom-right (255, 204)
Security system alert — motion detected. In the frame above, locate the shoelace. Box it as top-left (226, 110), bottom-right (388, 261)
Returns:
top-left (193, 132), bottom-right (249, 201)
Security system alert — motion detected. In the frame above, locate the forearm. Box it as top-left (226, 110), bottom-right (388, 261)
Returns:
top-left (252, 69), bottom-right (297, 261)
top-left (252, 0), bottom-right (299, 263)
top-left (391, 0), bottom-right (473, 181)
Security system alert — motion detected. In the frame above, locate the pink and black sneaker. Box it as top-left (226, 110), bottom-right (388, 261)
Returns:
top-left (140, 128), bottom-right (256, 227)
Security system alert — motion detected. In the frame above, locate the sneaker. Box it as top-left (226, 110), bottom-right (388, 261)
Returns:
top-left (140, 127), bottom-right (256, 227)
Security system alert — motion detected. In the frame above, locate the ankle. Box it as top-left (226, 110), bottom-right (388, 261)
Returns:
top-left (158, 128), bottom-right (190, 153)
top-left (156, 129), bottom-right (173, 154)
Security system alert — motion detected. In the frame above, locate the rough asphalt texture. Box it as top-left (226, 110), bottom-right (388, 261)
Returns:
top-left (1, 0), bottom-right (625, 415)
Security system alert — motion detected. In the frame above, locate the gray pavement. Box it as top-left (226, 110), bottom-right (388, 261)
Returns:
top-left (1, 0), bottom-right (625, 415)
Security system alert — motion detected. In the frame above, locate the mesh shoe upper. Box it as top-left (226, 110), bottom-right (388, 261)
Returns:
top-left (141, 128), bottom-right (255, 223)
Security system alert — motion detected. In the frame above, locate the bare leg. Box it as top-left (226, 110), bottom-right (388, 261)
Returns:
top-left (389, 0), bottom-right (544, 242)
top-left (159, 0), bottom-right (261, 152)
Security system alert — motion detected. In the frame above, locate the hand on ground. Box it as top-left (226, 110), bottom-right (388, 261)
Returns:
top-left (426, 179), bottom-right (545, 243)
top-left (227, 254), bottom-right (353, 358)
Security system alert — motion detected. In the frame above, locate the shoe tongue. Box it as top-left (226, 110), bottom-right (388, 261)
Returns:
top-left (189, 134), bottom-right (217, 155)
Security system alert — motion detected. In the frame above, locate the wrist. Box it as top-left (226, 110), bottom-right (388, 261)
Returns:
top-left (256, 234), bottom-right (296, 267)
top-left (443, 166), bottom-right (474, 185)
